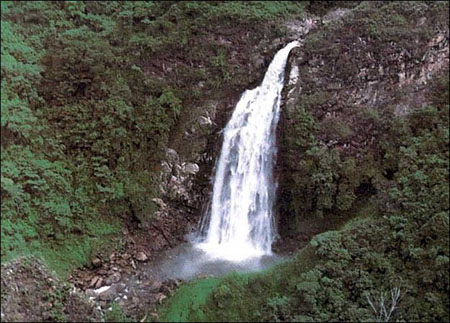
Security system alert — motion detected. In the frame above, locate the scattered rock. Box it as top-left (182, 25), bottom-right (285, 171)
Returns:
top-left (149, 281), bottom-right (162, 292)
top-left (89, 276), bottom-right (102, 288)
top-left (105, 272), bottom-right (121, 285)
top-left (95, 277), bottom-right (103, 288)
top-left (196, 273), bottom-right (212, 279)
top-left (199, 115), bottom-right (213, 127)
top-left (183, 163), bottom-right (199, 175)
top-left (98, 269), bottom-right (108, 275)
top-left (94, 285), bottom-right (111, 295)
top-left (135, 252), bottom-right (148, 262)
top-left (97, 285), bottom-right (118, 301)
top-left (152, 198), bottom-right (167, 209)
top-left (1, 256), bottom-right (102, 322)
top-left (285, 17), bottom-right (318, 40)
top-left (92, 257), bottom-right (102, 268)
top-left (322, 8), bottom-right (350, 24)
top-left (109, 252), bottom-right (117, 261)
top-left (173, 279), bottom-right (183, 287)
top-left (165, 148), bottom-right (179, 165)
top-left (155, 293), bottom-right (167, 304)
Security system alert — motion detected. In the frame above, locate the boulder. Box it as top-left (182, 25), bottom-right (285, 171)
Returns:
top-left (165, 148), bottom-right (179, 165)
top-left (97, 284), bottom-right (118, 301)
top-left (149, 281), bottom-right (162, 292)
top-left (91, 257), bottom-right (102, 268)
top-left (199, 115), bottom-right (213, 127)
top-left (105, 272), bottom-right (121, 285)
top-left (135, 252), bottom-right (148, 262)
top-left (183, 163), bottom-right (199, 175)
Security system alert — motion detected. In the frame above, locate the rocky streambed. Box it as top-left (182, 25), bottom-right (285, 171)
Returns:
top-left (69, 239), bottom-right (285, 320)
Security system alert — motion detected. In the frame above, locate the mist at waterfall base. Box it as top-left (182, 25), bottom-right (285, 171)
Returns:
top-left (145, 41), bottom-right (299, 281)
top-left (142, 242), bottom-right (285, 282)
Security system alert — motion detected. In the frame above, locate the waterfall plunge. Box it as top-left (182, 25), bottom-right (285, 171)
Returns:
top-left (196, 41), bottom-right (299, 261)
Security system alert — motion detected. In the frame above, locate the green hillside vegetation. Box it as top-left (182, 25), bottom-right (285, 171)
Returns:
top-left (1, 1), bottom-right (448, 322)
top-left (1, 0), bottom-right (304, 275)
top-left (160, 69), bottom-right (449, 323)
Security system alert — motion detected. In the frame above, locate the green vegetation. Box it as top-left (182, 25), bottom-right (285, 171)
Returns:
top-left (159, 246), bottom-right (318, 322)
top-left (1, 1), bottom-right (122, 276)
top-left (1, 1), bottom-right (304, 276)
top-left (105, 302), bottom-right (131, 322)
top-left (162, 76), bottom-right (449, 320)
top-left (161, 1), bottom-right (449, 321)
top-left (1, 1), bottom-right (448, 322)
top-left (160, 277), bottom-right (222, 322)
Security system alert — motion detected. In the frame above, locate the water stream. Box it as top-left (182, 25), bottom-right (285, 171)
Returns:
top-left (195, 41), bottom-right (299, 261)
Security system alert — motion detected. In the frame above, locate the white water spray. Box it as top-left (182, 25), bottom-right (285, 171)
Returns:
top-left (196, 41), bottom-right (299, 261)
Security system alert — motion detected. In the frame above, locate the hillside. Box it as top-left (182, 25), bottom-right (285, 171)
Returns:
top-left (1, 1), bottom-right (449, 322)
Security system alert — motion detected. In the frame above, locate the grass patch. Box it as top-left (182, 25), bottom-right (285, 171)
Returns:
top-left (1, 215), bottom-right (121, 278)
top-left (159, 277), bottom-right (222, 322)
top-left (159, 245), bottom-right (320, 322)
top-left (39, 218), bottom-right (121, 278)
top-left (105, 302), bottom-right (131, 322)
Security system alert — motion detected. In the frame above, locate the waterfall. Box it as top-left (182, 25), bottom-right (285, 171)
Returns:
top-left (196, 41), bottom-right (299, 261)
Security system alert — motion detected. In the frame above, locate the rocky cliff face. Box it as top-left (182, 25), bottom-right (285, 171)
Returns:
top-left (2, 2), bottom-right (448, 321)
top-left (276, 1), bottom-right (449, 246)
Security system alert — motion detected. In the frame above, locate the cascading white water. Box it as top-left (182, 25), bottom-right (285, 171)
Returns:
top-left (196, 41), bottom-right (299, 261)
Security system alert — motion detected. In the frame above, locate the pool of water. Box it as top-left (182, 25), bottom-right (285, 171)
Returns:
top-left (141, 242), bottom-right (285, 281)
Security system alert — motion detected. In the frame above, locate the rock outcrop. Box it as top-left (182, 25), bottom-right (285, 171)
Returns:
top-left (276, 1), bottom-right (449, 244)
